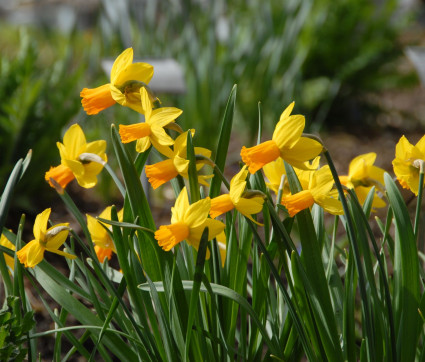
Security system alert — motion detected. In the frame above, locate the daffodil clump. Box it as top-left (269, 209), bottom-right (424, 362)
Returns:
top-left (3, 47), bottom-right (425, 361)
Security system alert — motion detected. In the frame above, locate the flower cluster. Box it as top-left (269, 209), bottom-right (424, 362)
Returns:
top-left (4, 48), bottom-right (424, 272)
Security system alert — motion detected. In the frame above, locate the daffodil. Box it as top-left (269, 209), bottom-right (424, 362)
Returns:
top-left (263, 157), bottom-right (320, 199)
top-left (17, 209), bottom-right (75, 268)
top-left (155, 187), bottom-right (225, 252)
top-left (241, 102), bottom-right (323, 174)
top-left (87, 207), bottom-right (124, 262)
top-left (210, 165), bottom-right (264, 224)
top-left (281, 166), bottom-right (343, 217)
top-left (1, 232), bottom-right (15, 271)
top-left (145, 130), bottom-right (212, 189)
top-left (45, 124), bottom-right (107, 189)
top-left (80, 48), bottom-right (154, 115)
top-left (119, 88), bottom-right (182, 153)
top-left (393, 135), bottom-right (425, 195)
top-left (339, 152), bottom-right (386, 208)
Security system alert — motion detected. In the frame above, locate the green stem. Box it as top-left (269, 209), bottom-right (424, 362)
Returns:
top-left (414, 162), bottom-right (424, 241)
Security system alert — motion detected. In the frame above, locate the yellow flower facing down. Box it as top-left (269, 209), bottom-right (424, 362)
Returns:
top-left (145, 130), bottom-right (212, 189)
top-left (263, 157), bottom-right (320, 200)
top-left (339, 152), bottom-right (386, 208)
top-left (155, 187), bottom-right (225, 252)
top-left (17, 209), bottom-right (75, 268)
top-left (45, 124), bottom-right (107, 189)
top-left (210, 165), bottom-right (264, 224)
top-left (281, 165), bottom-right (343, 217)
top-left (1, 232), bottom-right (15, 271)
top-left (393, 135), bottom-right (425, 195)
top-left (119, 87), bottom-right (182, 153)
top-left (241, 102), bottom-right (323, 174)
top-left (87, 207), bottom-right (124, 262)
top-left (80, 48), bottom-right (154, 115)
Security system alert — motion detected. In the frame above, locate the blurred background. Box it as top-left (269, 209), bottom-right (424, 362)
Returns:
top-left (1, 0), bottom-right (425, 217)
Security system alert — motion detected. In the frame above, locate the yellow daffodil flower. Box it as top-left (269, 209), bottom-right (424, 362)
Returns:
top-left (1, 232), bottom-right (15, 271)
top-left (145, 130), bottom-right (212, 189)
top-left (339, 152), bottom-right (386, 208)
top-left (80, 48), bottom-right (154, 115)
top-left (155, 187), bottom-right (225, 252)
top-left (17, 209), bottom-right (75, 268)
top-left (210, 165), bottom-right (264, 224)
top-left (281, 166), bottom-right (343, 217)
top-left (393, 135), bottom-right (425, 195)
top-left (87, 206), bottom-right (123, 262)
top-left (241, 102), bottom-right (323, 174)
top-left (263, 157), bottom-right (320, 200)
top-left (119, 87), bottom-right (182, 153)
top-left (45, 124), bottom-right (107, 189)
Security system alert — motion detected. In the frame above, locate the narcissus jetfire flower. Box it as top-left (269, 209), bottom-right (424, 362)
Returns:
top-left (1, 232), bottom-right (15, 271)
top-left (241, 102), bottom-right (323, 174)
top-left (17, 209), bottom-right (75, 268)
top-left (45, 124), bottom-right (107, 189)
top-left (281, 166), bottom-right (343, 217)
top-left (145, 130), bottom-right (212, 189)
top-left (119, 87), bottom-right (182, 153)
top-left (339, 152), bottom-right (386, 208)
top-left (393, 135), bottom-right (425, 195)
top-left (80, 48), bottom-right (154, 115)
top-left (87, 207), bottom-right (123, 262)
top-left (263, 157), bottom-right (320, 200)
top-left (210, 165), bottom-right (264, 224)
top-left (155, 187), bottom-right (225, 252)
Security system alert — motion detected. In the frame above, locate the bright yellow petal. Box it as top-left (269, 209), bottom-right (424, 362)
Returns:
top-left (279, 102), bottom-right (295, 121)
top-left (315, 194), bottom-right (344, 215)
top-left (136, 137), bottom-right (152, 153)
top-left (393, 158), bottom-right (419, 195)
top-left (348, 153), bottom-right (376, 179)
top-left (184, 198), bottom-right (211, 228)
top-left (263, 158), bottom-right (286, 195)
top-left (149, 107), bottom-right (182, 127)
top-left (187, 219), bottom-right (225, 249)
top-left (110, 48), bottom-right (134, 83)
top-left (140, 87), bottom-right (152, 119)
top-left (17, 240), bottom-right (45, 268)
top-left (113, 62), bottom-right (154, 87)
top-left (150, 125), bottom-right (175, 147)
top-left (415, 135), bottom-right (425, 155)
top-left (33, 208), bottom-right (51, 241)
top-left (85, 140), bottom-right (107, 157)
top-left (45, 224), bottom-right (70, 250)
top-left (229, 166), bottom-right (248, 204)
top-left (172, 187), bottom-right (190, 224)
top-left (235, 197), bottom-right (264, 225)
top-left (282, 137), bottom-right (323, 169)
top-left (273, 114), bottom-right (305, 149)
top-left (395, 136), bottom-right (414, 160)
top-left (174, 155), bottom-right (190, 175)
top-left (46, 248), bottom-right (77, 259)
top-left (110, 85), bottom-right (144, 114)
top-left (63, 124), bottom-right (86, 160)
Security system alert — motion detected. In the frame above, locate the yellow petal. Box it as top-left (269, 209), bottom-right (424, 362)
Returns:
top-left (315, 194), bottom-right (344, 215)
top-left (46, 248), bottom-right (77, 260)
top-left (136, 137), bottom-right (152, 153)
top-left (263, 158), bottom-right (286, 195)
top-left (279, 102), bottom-right (295, 120)
top-left (415, 135), bottom-right (425, 155)
top-left (172, 187), bottom-right (190, 224)
top-left (184, 198), bottom-right (211, 228)
top-left (140, 87), bottom-right (152, 119)
top-left (229, 166), bottom-right (248, 204)
top-left (17, 240), bottom-right (44, 268)
top-left (150, 125), bottom-right (175, 147)
top-left (273, 114), bottom-right (305, 149)
top-left (33, 208), bottom-right (51, 241)
top-left (282, 137), bottom-right (323, 169)
top-left (113, 62), bottom-right (154, 88)
top-left (110, 48), bottom-right (134, 83)
top-left (45, 224), bottom-right (70, 250)
top-left (174, 155), bottom-right (190, 175)
top-left (63, 124), bottom-right (86, 160)
top-left (187, 219), bottom-right (225, 249)
top-left (149, 107), bottom-right (182, 127)
top-left (85, 140), bottom-right (107, 157)
top-left (110, 85), bottom-right (144, 114)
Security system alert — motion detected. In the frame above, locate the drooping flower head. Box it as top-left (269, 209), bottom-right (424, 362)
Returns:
top-left (281, 165), bottom-right (343, 217)
top-left (210, 165), bottom-right (264, 224)
top-left (87, 207), bottom-right (123, 262)
top-left (145, 130), bottom-right (212, 189)
top-left (119, 87), bottom-right (182, 153)
top-left (339, 152), bottom-right (386, 208)
top-left (17, 208), bottom-right (75, 268)
top-left (1, 232), bottom-right (15, 271)
top-left (155, 187), bottom-right (225, 252)
top-left (241, 102), bottom-right (323, 174)
top-left (393, 135), bottom-right (425, 196)
top-left (81, 48), bottom-right (155, 115)
top-left (263, 157), bottom-right (320, 200)
top-left (45, 124), bottom-right (107, 189)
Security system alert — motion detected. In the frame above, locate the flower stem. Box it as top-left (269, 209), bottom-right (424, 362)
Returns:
top-left (414, 161), bottom-right (425, 240)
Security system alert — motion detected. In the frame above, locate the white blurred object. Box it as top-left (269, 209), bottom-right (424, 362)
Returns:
top-left (101, 58), bottom-right (186, 94)
top-left (406, 46), bottom-right (425, 87)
